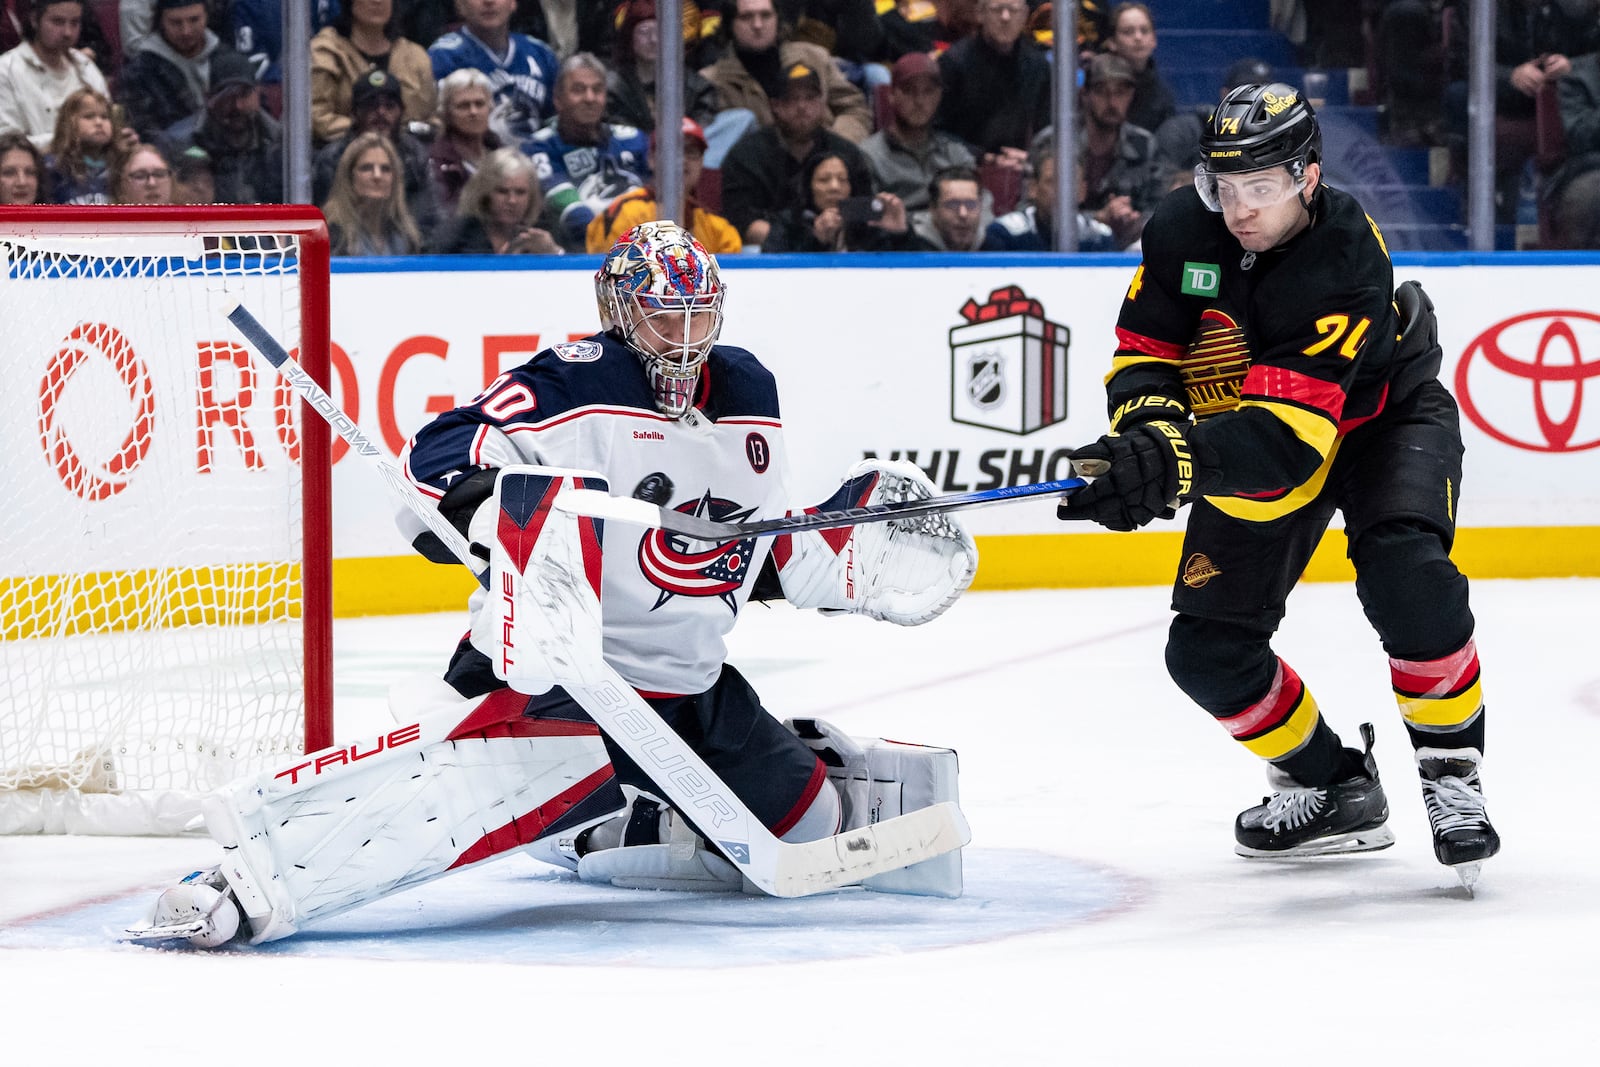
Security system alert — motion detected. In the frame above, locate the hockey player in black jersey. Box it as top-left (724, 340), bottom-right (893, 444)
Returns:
top-left (1058, 83), bottom-right (1500, 888)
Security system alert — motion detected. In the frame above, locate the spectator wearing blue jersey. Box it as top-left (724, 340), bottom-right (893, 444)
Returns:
top-left (429, 0), bottom-right (560, 146)
top-left (522, 52), bottom-right (650, 252)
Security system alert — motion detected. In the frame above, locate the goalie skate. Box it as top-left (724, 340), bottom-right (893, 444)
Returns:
top-left (124, 868), bottom-right (242, 948)
top-left (1234, 723), bottom-right (1395, 859)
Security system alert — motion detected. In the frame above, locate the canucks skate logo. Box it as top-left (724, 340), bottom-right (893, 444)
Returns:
top-left (637, 491), bottom-right (758, 611)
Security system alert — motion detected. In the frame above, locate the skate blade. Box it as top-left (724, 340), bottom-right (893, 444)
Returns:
top-left (122, 919), bottom-right (211, 944)
top-left (1452, 861), bottom-right (1483, 894)
top-left (1235, 825), bottom-right (1396, 859)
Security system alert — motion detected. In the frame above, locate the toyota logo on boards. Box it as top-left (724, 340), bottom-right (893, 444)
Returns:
top-left (1455, 309), bottom-right (1600, 453)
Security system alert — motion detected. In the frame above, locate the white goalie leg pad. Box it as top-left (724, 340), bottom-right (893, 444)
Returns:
top-left (194, 687), bottom-right (614, 944)
top-left (576, 788), bottom-right (747, 892)
top-left (775, 459), bottom-right (978, 626)
top-left (786, 717), bottom-right (964, 898)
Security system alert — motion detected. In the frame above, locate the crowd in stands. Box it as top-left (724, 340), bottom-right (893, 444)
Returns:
top-left (2, 0), bottom-right (1598, 250)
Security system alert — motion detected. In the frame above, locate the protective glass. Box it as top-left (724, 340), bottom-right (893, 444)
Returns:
top-left (1193, 164), bottom-right (1305, 213)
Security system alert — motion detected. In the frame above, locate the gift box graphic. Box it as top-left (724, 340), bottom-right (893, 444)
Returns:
top-left (949, 285), bottom-right (1070, 435)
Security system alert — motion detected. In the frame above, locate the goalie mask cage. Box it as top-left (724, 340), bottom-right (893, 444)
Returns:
top-left (0, 206), bottom-right (333, 835)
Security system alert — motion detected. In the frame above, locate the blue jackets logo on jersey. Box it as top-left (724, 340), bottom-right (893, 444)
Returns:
top-left (637, 492), bottom-right (758, 611)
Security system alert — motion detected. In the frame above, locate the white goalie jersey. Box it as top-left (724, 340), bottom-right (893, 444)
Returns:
top-left (404, 333), bottom-right (815, 695)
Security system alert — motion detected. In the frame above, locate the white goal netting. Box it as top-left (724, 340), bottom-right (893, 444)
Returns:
top-left (0, 220), bottom-right (329, 834)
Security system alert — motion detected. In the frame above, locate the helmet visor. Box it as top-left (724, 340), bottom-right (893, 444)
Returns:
top-left (1194, 164), bottom-right (1306, 213)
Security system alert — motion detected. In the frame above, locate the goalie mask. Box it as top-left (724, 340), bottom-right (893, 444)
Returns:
top-left (1194, 82), bottom-right (1321, 213)
top-left (595, 221), bottom-right (726, 418)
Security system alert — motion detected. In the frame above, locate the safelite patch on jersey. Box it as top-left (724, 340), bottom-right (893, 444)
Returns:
top-left (1180, 262), bottom-right (1221, 297)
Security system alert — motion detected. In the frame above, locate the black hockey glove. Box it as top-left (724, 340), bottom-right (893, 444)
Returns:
top-left (1058, 421), bottom-right (1195, 532)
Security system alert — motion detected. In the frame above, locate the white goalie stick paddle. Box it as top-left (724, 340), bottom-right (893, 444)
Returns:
top-left (555, 478), bottom-right (1087, 540)
top-left (227, 304), bottom-right (971, 897)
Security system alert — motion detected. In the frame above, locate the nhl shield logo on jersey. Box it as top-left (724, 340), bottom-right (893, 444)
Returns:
top-left (949, 286), bottom-right (1070, 435)
top-left (636, 491), bottom-right (759, 611)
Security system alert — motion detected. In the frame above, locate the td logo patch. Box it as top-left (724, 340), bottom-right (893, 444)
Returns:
top-left (1181, 261), bottom-right (1220, 297)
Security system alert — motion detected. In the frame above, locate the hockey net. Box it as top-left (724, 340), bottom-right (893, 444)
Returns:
top-left (0, 206), bottom-right (333, 834)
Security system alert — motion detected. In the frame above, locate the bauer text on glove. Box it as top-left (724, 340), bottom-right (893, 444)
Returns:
top-left (1057, 421), bottom-right (1207, 532)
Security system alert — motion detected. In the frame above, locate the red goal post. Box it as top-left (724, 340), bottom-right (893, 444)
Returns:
top-left (0, 205), bottom-right (333, 834)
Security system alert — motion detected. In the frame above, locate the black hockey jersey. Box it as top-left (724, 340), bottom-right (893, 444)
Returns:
top-left (1107, 184), bottom-right (1416, 522)
top-left (402, 333), bottom-right (794, 695)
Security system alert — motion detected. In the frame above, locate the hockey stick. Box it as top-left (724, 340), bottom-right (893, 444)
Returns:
top-left (555, 477), bottom-right (1086, 540)
top-left (226, 304), bottom-right (971, 898)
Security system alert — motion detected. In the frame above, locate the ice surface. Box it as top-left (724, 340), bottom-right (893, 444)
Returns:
top-left (3, 579), bottom-right (1597, 1064)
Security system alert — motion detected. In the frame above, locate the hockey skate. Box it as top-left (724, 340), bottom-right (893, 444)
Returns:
top-left (1235, 723), bottom-right (1395, 858)
top-left (1416, 747), bottom-right (1500, 892)
top-left (124, 867), bottom-right (245, 948)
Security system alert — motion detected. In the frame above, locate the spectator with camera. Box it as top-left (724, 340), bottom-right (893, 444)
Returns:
top-left (860, 51), bottom-right (975, 211)
top-left (719, 57), bottom-right (870, 246)
top-left (759, 146), bottom-right (912, 250)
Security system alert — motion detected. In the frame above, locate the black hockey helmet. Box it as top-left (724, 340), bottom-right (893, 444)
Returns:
top-left (1198, 82), bottom-right (1321, 177)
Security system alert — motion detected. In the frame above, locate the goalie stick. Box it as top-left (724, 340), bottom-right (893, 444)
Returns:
top-left (554, 477), bottom-right (1087, 540)
top-left (226, 304), bottom-right (971, 898)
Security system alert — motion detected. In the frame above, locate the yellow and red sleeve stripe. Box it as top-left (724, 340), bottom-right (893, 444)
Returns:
top-left (1215, 658), bottom-right (1324, 760)
top-left (1391, 640), bottom-right (1484, 729)
top-left (1237, 365), bottom-right (1345, 459)
top-left (1107, 328), bottom-right (1186, 383)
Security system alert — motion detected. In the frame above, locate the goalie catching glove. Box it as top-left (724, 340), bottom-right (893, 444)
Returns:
top-left (1058, 421), bottom-right (1203, 532)
top-left (775, 459), bottom-right (978, 624)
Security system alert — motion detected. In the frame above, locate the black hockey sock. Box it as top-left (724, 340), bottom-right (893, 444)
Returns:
top-left (1271, 719), bottom-right (1349, 788)
top-left (1404, 713), bottom-right (1486, 755)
